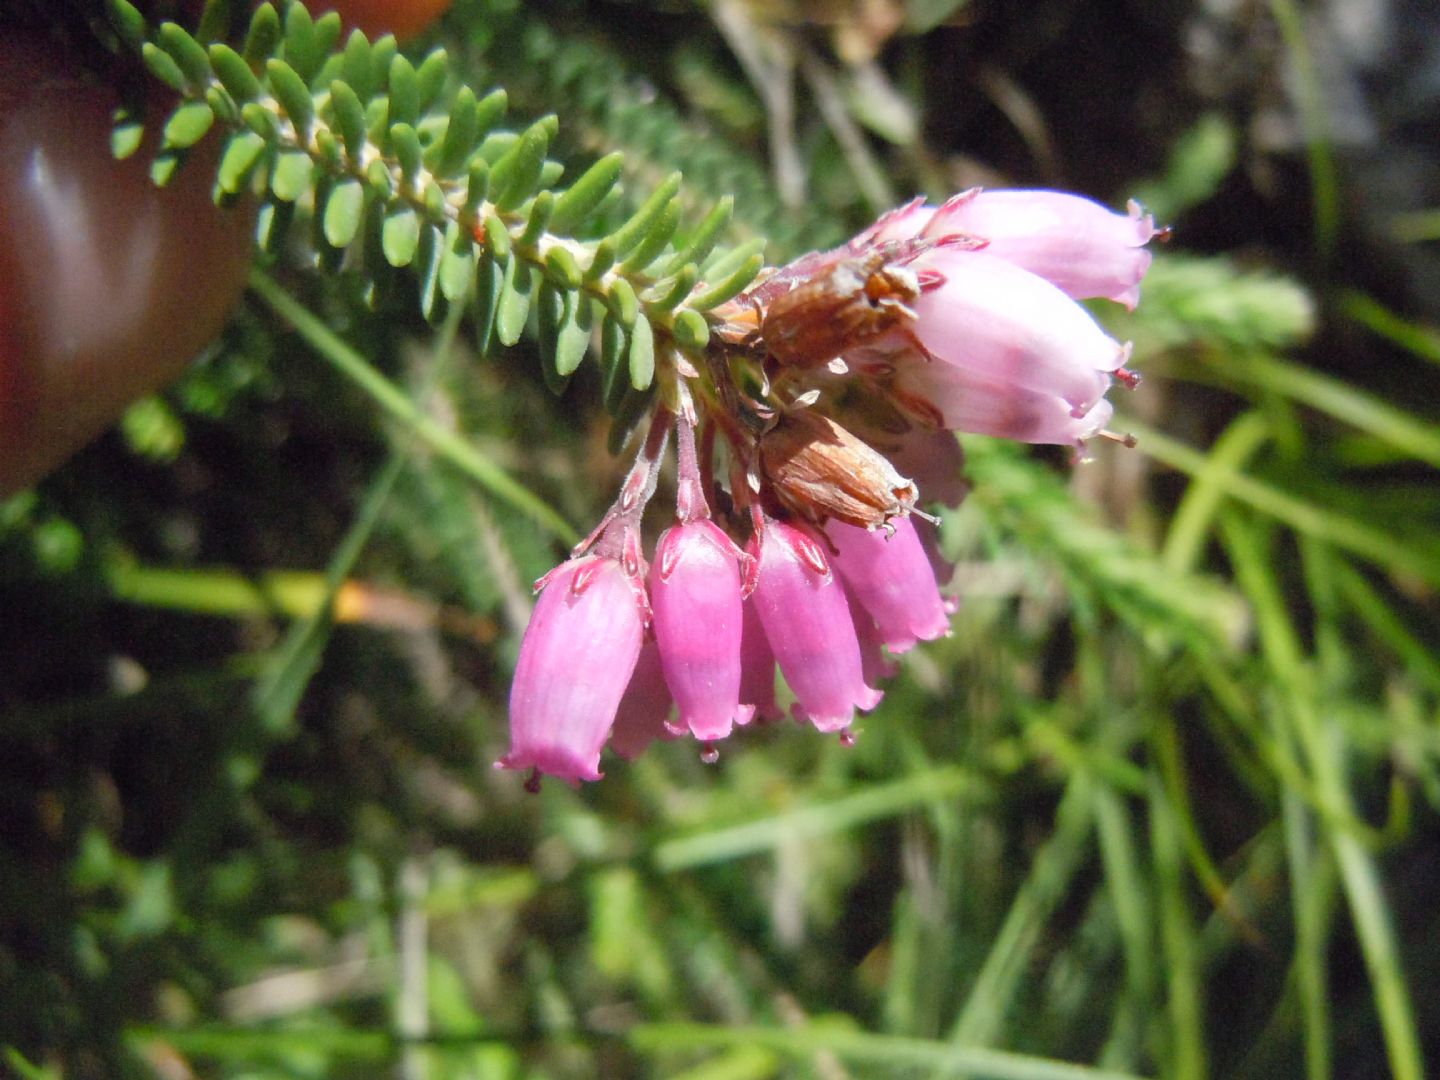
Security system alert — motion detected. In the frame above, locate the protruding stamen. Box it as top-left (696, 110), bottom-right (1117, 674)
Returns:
top-left (1114, 366), bottom-right (1142, 390)
top-left (838, 730), bottom-right (856, 748)
top-left (1098, 428), bottom-right (1139, 449)
top-left (523, 768), bottom-right (542, 794)
top-left (700, 743), bottom-right (720, 765)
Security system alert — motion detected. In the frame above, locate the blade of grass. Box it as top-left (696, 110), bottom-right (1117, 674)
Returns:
top-left (1267, 0), bottom-right (1339, 260)
top-left (251, 283), bottom-right (471, 733)
top-left (249, 267), bottom-right (577, 545)
top-left (631, 1022), bottom-right (1153, 1080)
top-left (1340, 291), bottom-right (1440, 369)
top-left (1162, 410), bottom-right (1271, 575)
top-left (1197, 351), bottom-right (1440, 471)
top-left (1092, 785), bottom-right (1158, 1071)
top-left (651, 765), bottom-right (990, 871)
top-left (945, 775), bottom-right (1095, 1052)
top-left (1329, 559), bottom-right (1440, 694)
top-left (1128, 421), bottom-right (1440, 590)
top-left (1220, 514), bottom-right (1424, 1080)
top-left (1148, 777), bottom-right (1206, 1080)
top-left (1281, 781), bottom-right (1335, 1080)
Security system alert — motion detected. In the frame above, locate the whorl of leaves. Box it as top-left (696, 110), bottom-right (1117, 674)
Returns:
top-left (106, 0), bottom-right (766, 439)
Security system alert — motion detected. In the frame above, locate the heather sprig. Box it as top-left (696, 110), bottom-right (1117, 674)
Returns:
top-left (106, 0), bottom-right (765, 448)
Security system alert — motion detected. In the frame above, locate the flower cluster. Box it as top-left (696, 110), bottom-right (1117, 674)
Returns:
top-left (499, 189), bottom-right (1155, 787)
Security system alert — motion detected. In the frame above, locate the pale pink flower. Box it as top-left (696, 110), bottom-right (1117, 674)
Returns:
top-left (609, 640), bottom-right (678, 761)
top-left (498, 555), bottom-right (645, 785)
top-left (851, 247), bottom-right (1127, 444)
top-left (649, 520), bottom-right (755, 742)
top-left (748, 519), bottom-right (883, 731)
top-left (825, 517), bottom-right (950, 654)
top-left (883, 428), bottom-right (968, 509)
top-left (863, 189), bottom-right (1154, 309)
top-left (910, 515), bottom-right (956, 588)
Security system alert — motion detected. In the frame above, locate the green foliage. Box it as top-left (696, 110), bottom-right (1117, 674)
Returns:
top-left (105, 0), bottom-right (764, 435)
top-left (7, 3), bottom-right (1440, 1080)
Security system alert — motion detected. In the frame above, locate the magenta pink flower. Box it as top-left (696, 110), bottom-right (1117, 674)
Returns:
top-left (748, 519), bottom-right (882, 731)
top-left (844, 586), bottom-right (899, 687)
top-left (609, 640), bottom-right (677, 761)
top-left (862, 189), bottom-right (1154, 309)
top-left (649, 520), bottom-right (755, 742)
top-left (498, 555), bottom-right (645, 785)
top-left (738, 597), bottom-right (783, 722)
top-left (825, 517), bottom-right (950, 654)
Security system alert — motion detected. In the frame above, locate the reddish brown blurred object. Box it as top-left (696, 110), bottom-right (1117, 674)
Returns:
top-left (0, 38), bottom-right (255, 495)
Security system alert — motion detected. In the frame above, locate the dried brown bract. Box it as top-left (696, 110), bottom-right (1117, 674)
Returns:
top-left (758, 407), bottom-right (916, 529)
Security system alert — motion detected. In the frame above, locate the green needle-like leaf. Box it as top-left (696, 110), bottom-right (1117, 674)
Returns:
top-left (141, 42), bottom-right (187, 92)
top-left (387, 54), bottom-right (420, 127)
top-left (242, 2), bottom-right (282, 66)
top-left (324, 179), bottom-right (365, 248)
top-left (618, 198), bottom-right (680, 273)
top-left (269, 150), bottom-right (313, 201)
top-left (382, 207), bottom-right (421, 267)
top-left (664, 195), bottom-right (733, 275)
top-left (340, 29), bottom-right (373, 99)
top-left (162, 100), bottom-right (215, 150)
top-left (208, 43), bottom-right (262, 103)
top-left (266, 58), bottom-right (314, 138)
top-left (671, 308), bottom-right (709, 351)
top-left (328, 79), bottom-right (367, 163)
top-left (438, 224), bottom-right (475, 303)
top-left (415, 48), bottom-right (448, 112)
top-left (430, 85), bottom-right (480, 178)
top-left (157, 22), bottom-right (212, 88)
top-left (107, 0), bottom-right (148, 50)
top-left (688, 252), bottom-right (765, 311)
top-left (628, 313), bottom-right (655, 391)
top-left (550, 151), bottom-right (626, 234)
top-left (495, 260), bottom-right (534, 347)
top-left (387, 122), bottom-right (420, 183)
top-left (217, 131), bottom-right (267, 193)
top-left (608, 171), bottom-right (682, 258)
top-left (490, 116), bottom-right (557, 213)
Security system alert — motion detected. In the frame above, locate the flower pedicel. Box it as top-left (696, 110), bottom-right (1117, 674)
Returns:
top-left (498, 189), bottom-right (1156, 787)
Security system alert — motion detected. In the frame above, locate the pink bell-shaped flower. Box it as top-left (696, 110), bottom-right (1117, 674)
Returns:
top-left (825, 517), bottom-right (951, 654)
top-left (844, 586), bottom-right (899, 687)
top-left (861, 189), bottom-right (1154, 309)
top-left (609, 639), bottom-right (678, 761)
top-left (921, 190), bottom-right (1154, 310)
top-left (883, 428), bottom-right (968, 509)
top-left (852, 248), bottom-right (1127, 444)
top-left (738, 596), bottom-right (783, 722)
top-left (650, 520), bottom-right (755, 742)
top-left (498, 555), bottom-right (645, 785)
top-left (748, 519), bottom-right (883, 731)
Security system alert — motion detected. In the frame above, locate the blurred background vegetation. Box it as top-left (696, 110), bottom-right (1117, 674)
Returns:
top-left (4, 0), bottom-right (1440, 1077)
